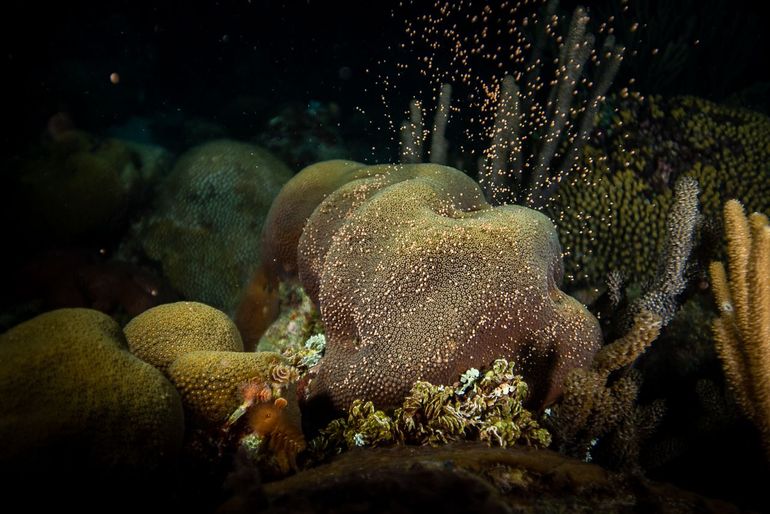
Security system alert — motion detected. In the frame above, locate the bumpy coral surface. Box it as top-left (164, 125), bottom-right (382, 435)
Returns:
top-left (124, 301), bottom-right (243, 374)
top-left (0, 308), bottom-right (184, 471)
top-left (136, 139), bottom-right (292, 313)
top-left (265, 161), bottom-right (602, 411)
top-left (167, 350), bottom-right (284, 425)
top-left (261, 159), bottom-right (370, 279)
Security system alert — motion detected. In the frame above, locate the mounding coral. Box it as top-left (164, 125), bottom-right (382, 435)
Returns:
top-left (124, 300), bottom-right (244, 375)
top-left (0, 308), bottom-right (184, 473)
top-left (10, 129), bottom-right (157, 246)
top-left (135, 139), bottom-right (293, 314)
top-left (262, 161), bottom-right (602, 413)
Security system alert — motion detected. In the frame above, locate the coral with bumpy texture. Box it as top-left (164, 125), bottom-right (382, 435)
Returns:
top-left (0, 308), bottom-right (184, 471)
top-left (261, 159), bottom-right (370, 280)
top-left (12, 130), bottom-right (149, 244)
top-left (167, 350), bottom-right (285, 426)
top-left (124, 301), bottom-right (243, 375)
top-left (266, 161), bottom-right (602, 411)
top-left (136, 139), bottom-right (292, 313)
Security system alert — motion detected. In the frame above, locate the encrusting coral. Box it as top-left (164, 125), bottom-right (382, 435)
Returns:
top-left (262, 160), bottom-right (602, 413)
top-left (709, 199), bottom-right (770, 458)
top-left (310, 359), bottom-right (550, 458)
top-left (124, 301), bottom-right (244, 375)
top-left (0, 308), bottom-right (184, 472)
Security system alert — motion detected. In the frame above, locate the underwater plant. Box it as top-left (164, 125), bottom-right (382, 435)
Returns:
top-left (310, 358), bottom-right (550, 459)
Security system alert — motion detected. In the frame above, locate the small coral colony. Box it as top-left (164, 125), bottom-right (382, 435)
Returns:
top-left (1, 0), bottom-right (768, 511)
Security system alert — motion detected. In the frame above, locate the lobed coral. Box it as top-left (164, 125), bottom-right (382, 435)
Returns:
top-left (124, 301), bottom-right (243, 375)
top-left (262, 160), bottom-right (602, 413)
top-left (135, 139), bottom-right (292, 314)
top-left (167, 350), bottom-right (285, 426)
top-left (0, 308), bottom-right (184, 472)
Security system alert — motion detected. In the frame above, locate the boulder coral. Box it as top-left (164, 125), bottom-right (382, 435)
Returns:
top-left (262, 161), bottom-right (603, 412)
top-left (0, 308), bottom-right (184, 473)
top-left (124, 301), bottom-right (243, 375)
top-left (136, 139), bottom-right (293, 314)
top-left (167, 350), bottom-right (284, 426)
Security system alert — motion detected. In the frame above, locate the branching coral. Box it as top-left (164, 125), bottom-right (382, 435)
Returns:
top-left (547, 310), bottom-right (664, 470)
top-left (309, 359), bottom-right (550, 459)
top-left (709, 199), bottom-right (770, 458)
top-left (395, 1), bottom-right (624, 208)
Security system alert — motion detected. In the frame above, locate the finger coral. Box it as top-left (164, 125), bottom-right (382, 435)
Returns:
top-left (0, 308), bottom-right (184, 472)
top-left (124, 301), bottom-right (243, 375)
top-left (264, 160), bottom-right (602, 412)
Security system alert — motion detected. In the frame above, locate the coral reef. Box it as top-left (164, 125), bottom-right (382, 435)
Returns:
top-left (124, 301), bottom-right (243, 375)
top-left (263, 160), bottom-right (602, 413)
top-left (255, 282), bottom-right (323, 355)
top-left (547, 310), bottom-right (664, 470)
top-left (0, 308), bottom-right (184, 472)
top-left (311, 359), bottom-right (550, 457)
top-left (135, 139), bottom-right (292, 313)
top-left (709, 199), bottom-right (770, 458)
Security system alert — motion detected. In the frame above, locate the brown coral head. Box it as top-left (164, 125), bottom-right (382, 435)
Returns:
top-left (291, 162), bottom-right (603, 412)
top-left (271, 363), bottom-right (299, 384)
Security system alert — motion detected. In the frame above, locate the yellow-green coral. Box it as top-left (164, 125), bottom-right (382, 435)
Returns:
top-left (124, 301), bottom-right (243, 375)
top-left (550, 95), bottom-right (770, 286)
top-left (0, 308), bottom-right (184, 471)
top-left (167, 350), bottom-right (285, 426)
top-left (310, 359), bottom-right (550, 458)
